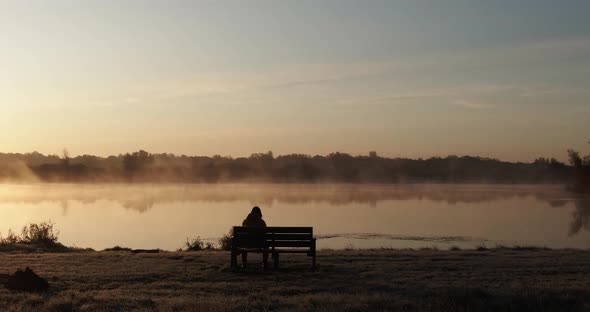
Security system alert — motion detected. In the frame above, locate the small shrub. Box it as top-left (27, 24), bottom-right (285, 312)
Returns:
top-left (2, 229), bottom-right (19, 245)
top-left (476, 245), bottom-right (488, 251)
top-left (218, 228), bottom-right (233, 251)
top-left (185, 237), bottom-right (215, 251)
top-left (0, 221), bottom-right (67, 252)
top-left (344, 241), bottom-right (355, 251)
top-left (185, 237), bottom-right (204, 251)
top-left (21, 221), bottom-right (59, 246)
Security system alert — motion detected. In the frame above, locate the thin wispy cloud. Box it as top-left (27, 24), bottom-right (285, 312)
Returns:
top-left (101, 36), bottom-right (590, 108)
top-left (453, 100), bottom-right (496, 110)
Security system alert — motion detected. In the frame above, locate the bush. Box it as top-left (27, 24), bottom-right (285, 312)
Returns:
top-left (218, 228), bottom-right (233, 251)
top-left (183, 229), bottom-right (232, 251)
top-left (1, 229), bottom-right (19, 245)
top-left (185, 237), bottom-right (204, 251)
top-left (20, 221), bottom-right (60, 246)
top-left (0, 221), bottom-right (66, 251)
top-left (184, 237), bottom-right (215, 251)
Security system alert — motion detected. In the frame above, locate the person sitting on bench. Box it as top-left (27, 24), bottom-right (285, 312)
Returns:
top-left (240, 206), bottom-right (268, 268)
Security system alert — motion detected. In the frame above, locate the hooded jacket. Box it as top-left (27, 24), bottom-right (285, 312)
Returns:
top-left (242, 213), bottom-right (267, 227)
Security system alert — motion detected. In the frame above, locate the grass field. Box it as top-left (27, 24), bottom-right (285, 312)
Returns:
top-left (0, 249), bottom-right (589, 311)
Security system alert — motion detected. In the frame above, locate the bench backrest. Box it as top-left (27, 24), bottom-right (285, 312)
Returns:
top-left (232, 226), bottom-right (314, 249)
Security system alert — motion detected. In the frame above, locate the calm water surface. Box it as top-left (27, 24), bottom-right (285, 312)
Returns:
top-left (0, 184), bottom-right (588, 250)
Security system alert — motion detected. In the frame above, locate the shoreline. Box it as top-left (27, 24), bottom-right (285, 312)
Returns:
top-left (2, 243), bottom-right (590, 254)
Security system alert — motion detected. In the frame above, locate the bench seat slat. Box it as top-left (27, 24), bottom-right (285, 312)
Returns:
top-left (233, 248), bottom-right (311, 254)
top-left (267, 234), bottom-right (312, 240)
top-left (233, 234), bottom-right (312, 240)
top-left (270, 249), bottom-right (313, 253)
top-left (234, 227), bottom-right (312, 234)
top-left (265, 226), bottom-right (312, 233)
top-left (234, 240), bottom-right (312, 248)
top-left (233, 239), bottom-right (267, 247)
top-left (235, 248), bottom-right (267, 252)
top-left (268, 241), bottom-right (312, 248)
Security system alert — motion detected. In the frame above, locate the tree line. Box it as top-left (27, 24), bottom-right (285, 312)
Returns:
top-left (0, 150), bottom-right (577, 184)
top-left (568, 145), bottom-right (590, 192)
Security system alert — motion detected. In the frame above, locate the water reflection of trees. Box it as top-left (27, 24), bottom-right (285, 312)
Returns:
top-left (0, 184), bottom-right (572, 211)
top-left (569, 197), bottom-right (590, 236)
top-left (3, 184), bottom-right (589, 236)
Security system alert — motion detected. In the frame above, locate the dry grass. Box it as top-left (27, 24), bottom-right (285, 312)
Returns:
top-left (0, 249), bottom-right (589, 311)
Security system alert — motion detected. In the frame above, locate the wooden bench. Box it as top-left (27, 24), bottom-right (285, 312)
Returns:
top-left (230, 226), bottom-right (316, 269)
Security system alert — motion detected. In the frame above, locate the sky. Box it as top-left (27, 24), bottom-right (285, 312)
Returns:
top-left (1, 0), bottom-right (589, 162)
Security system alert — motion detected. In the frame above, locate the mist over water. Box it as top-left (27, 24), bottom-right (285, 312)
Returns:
top-left (0, 183), bottom-right (588, 250)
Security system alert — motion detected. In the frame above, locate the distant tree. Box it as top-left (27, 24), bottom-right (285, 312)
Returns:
top-left (567, 141), bottom-right (590, 193)
top-left (62, 149), bottom-right (70, 168)
top-left (122, 150), bottom-right (154, 177)
top-left (249, 151), bottom-right (274, 160)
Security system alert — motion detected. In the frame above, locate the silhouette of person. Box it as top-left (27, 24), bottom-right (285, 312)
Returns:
top-left (242, 206), bottom-right (267, 227)
top-left (241, 206), bottom-right (268, 268)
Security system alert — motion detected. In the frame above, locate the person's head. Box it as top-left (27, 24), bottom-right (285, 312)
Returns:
top-left (250, 206), bottom-right (262, 218)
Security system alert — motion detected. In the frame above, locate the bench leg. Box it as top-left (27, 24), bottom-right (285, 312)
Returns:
top-left (230, 251), bottom-right (238, 269)
top-left (241, 251), bottom-right (248, 268)
top-left (311, 239), bottom-right (317, 270)
top-left (273, 252), bottom-right (279, 269)
top-left (263, 251), bottom-right (269, 270)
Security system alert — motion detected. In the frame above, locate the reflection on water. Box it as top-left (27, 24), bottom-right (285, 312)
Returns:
top-left (570, 197), bottom-right (590, 236)
top-left (0, 184), bottom-right (575, 212)
top-left (0, 183), bottom-right (588, 250)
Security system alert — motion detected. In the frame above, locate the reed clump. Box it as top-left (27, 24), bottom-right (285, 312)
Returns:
top-left (0, 221), bottom-right (75, 252)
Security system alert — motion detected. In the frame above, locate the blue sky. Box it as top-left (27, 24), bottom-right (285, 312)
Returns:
top-left (1, 0), bottom-right (589, 161)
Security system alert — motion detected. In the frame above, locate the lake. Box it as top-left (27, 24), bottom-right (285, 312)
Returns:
top-left (0, 183), bottom-right (588, 250)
